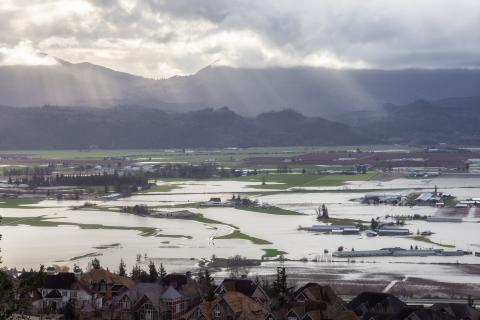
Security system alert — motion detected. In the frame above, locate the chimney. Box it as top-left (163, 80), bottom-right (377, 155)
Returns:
top-left (73, 264), bottom-right (83, 279)
top-left (46, 266), bottom-right (57, 275)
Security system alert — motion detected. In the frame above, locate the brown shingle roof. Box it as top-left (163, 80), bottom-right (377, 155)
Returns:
top-left (181, 291), bottom-right (272, 320)
top-left (81, 269), bottom-right (135, 288)
top-left (219, 278), bottom-right (258, 296)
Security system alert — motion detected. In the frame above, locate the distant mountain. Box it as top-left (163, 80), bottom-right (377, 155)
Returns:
top-left (354, 96), bottom-right (480, 145)
top-left (0, 106), bottom-right (375, 149)
top-left (3, 60), bottom-right (480, 117)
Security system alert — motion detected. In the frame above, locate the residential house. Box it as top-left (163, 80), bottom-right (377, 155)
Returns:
top-left (162, 273), bottom-right (204, 308)
top-left (290, 283), bottom-right (358, 320)
top-left (19, 271), bottom-right (100, 315)
top-left (347, 292), bottom-right (406, 319)
top-left (430, 303), bottom-right (480, 320)
top-left (286, 302), bottom-right (358, 320)
top-left (393, 307), bottom-right (457, 320)
top-left (214, 278), bottom-right (271, 307)
top-left (181, 291), bottom-right (274, 320)
top-left (108, 274), bottom-right (203, 320)
top-left (81, 269), bottom-right (135, 300)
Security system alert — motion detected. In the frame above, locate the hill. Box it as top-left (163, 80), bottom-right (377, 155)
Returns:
top-left (354, 96), bottom-right (480, 145)
top-left (3, 60), bottom-right (480, 117)
top-left (0, 106), bottom-right (375, 149)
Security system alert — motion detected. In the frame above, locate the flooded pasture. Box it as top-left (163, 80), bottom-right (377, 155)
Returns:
top-left (1, 176), bottom-right (480, 285)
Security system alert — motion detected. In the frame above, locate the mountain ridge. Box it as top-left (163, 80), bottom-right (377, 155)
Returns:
top-left (0, 105), bottom-right (375, 149)
top-left (3, 59), bottom-right (480, 117)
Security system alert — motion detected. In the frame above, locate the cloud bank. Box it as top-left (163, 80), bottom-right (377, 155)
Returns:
top-left (1, 0), bottom-right (479, 77)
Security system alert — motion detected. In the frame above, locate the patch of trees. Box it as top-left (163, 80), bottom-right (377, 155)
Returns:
top-left (15, 171), bottom-right (149, 190)
top-left (229, 194), bottom-right (258, 207)
top-left (316, 204), bottom-right (329, 220)
top-left (122, 205), bottom-right (151, 216)
top-left (4, 166), bottom-right (53, 177)
top-left (207, 254), bottom-right (260, 268)
top-left (0, 265), bottom-right (47, 317)
top-left (130, 261), bottom-right (167, 283)
top-left (148, 164), bottom-right (241, 179)
top-left (258, 267), bottom-right (293, 308)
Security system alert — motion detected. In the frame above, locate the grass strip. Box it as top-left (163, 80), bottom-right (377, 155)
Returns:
top-left (156, 234), bottom-right (192, 239)
top-left (236, 206), bottom-right (304, 216)
top-left (137, 184), bottom-right (183, 193)
top-left (70, 252), bottom-right (102, 261)
top-left (214, 230), bottom-right (272, 245)
top-left (238, 173), bottom-right (376, 190)
top-left (92, 243), bottom-right (120, 249)
top-left (262, 248), bottom-right (287, 258)
top-left (409, 236), bottom-right (455, 248)
top-left (0, 198), bottom-right (46, 208)
top-left (178, 214), bottom-right (239, 229)
top-left (1, 216), bottom-right (159, 237)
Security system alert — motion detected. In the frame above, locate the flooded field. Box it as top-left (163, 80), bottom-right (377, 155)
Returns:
top-left (1, 176), bottom-right (480, 285)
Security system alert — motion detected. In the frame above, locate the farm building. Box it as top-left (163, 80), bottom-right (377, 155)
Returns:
top-left (427, 216), bottom-right (463, 223)
top-left (363, 192), bottom-right (402, 204)
top-left (377, 227), bottom-right (410, 236)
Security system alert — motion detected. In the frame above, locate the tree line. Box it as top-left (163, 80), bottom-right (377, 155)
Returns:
top-left (8, 171), bottom-right (149, 189)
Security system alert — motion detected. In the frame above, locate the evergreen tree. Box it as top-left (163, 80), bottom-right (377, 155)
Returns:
top-left (204, 269), bottom-right (216, 301)
top-left (272, 267), bottom-right (291, 307)
top-left (131, 265), bottom-right (149, 282)
top-left (321, 204), bottom-right (329, 219)
top-left (148, 260), bottom-right (158, 282)
top-left (118, 259), bottom-right (127, 276)
top-left (16, 265), bottom-right (47, 313)
top-left (91, 258), bottom-right (101, 270)
top-left (159, 263), bottom-right (167, 281)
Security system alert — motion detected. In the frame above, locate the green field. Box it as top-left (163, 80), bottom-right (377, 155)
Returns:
top-left (70, 252), bottom-right (102, 261)
top-left (178, 214), bottom-right (239, 229)
top-left (235, 206), bottom-right (304, 216)
top-left (156, 234), bottom-right (192, 239)
top-left (0, 145), bottom-right (414, 167)
top-left (235, 172), bottom-right (376, 190)
top-left (262, 248), bottom-right (287, 258)
top-left (1, 216), bottom-right (159, 237)
top-left (214, 230), bottom-right (272, 245)
top-left (92, 243), bottom-right (120, 249)
top-left (137, 183), bottom-right (184, 193)
top-left (0, 198), bottom-right (45, 209)
top-left (409, 236), bottom-right (455, 248)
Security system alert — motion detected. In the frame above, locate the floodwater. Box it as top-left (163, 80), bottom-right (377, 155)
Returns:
top-left (1, 177), bottom-right (480, 283)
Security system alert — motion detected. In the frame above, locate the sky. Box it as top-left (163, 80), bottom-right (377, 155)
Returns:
top-left (0, 0), bottom-right (480, 78)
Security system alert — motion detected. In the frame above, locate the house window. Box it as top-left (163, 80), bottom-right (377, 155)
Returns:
top-left (193, 308), bottom-right (201, 320)
top-left (213, 305), bottom-right (221, 318)
top-left (144, 303), bottom-right (154, 320)
top-left (100, 281), bottom-right (107, 293)
top-left (296, 293), bottom-right (306, 302)
top-left (121, 297), bottom-right (130, 310)
top-left (62, 290), bottom-right (68, 297)
top-left (70, 291), bottom-right (77, 299)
